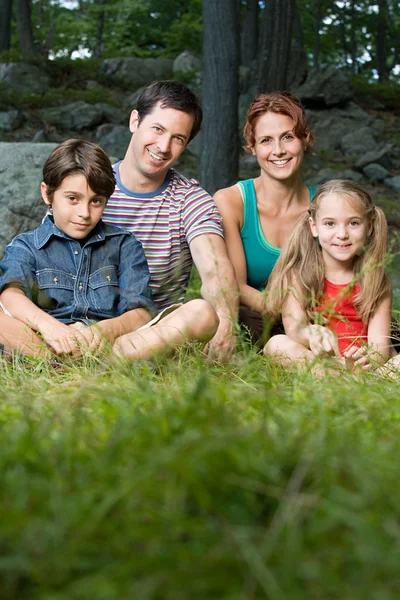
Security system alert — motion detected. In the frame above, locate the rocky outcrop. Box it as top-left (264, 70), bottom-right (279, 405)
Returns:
top-left (293, 65), bottom-right (354, 107)
top-left (0, 63), bottom-right (50, 94)
top-left (101, 57), bottom-right (174, 89)
top-left (0, 143), bottom-right (56, 253)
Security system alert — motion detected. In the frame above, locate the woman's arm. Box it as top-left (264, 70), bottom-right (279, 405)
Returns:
top-left (214, 186), bottom-right (266, 314)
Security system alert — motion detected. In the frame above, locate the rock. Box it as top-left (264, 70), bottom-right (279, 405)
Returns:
top-left (123, 87), bottom-right (147, 110)
top-left (340, 169), bottom-right (363, 182)
top-left (96, 103), bottom-right (126, 125)
top-left (96, 124), bottom-right (131, 159)
top-left (306, 167), bottom-right (338, 187)
top-left (0, 62), bottom-right (50, 94)
top-left (306, 103), bottom-right (371, 152)
top-left (173, 51), bottom-right (201, 75)
top-left (293, 65), bottom-right (353, 107)
top-left (384, 175), bottom-right (400, 193)
top-left (0, 110), bottom-right (24, 132)
top-left (0, 143), bottom-right (57, 254)
top-left (363, 163), bottom-right (389, 182)
top-left (340, 126), bottom-right (377, 156)
top-left (101, 58), bottom-right (174, 89)
top-left (40, 101), bottom-right (106, 131)
top-left (355, 143), bottom-right (393, 169)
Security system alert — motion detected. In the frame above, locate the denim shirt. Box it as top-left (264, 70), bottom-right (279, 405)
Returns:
top-left (0, 216), bottom-right (156, 324)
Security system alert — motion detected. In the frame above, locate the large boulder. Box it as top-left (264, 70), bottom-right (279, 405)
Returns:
top-left (96, 124), bottom-right (131, 159)
top-left (101, 58), bottom-right (174, 89)
top-left (293, 65), bottom-right (353, 107)
top-left (0, 110), bottom-right (24, 132)
top-left (0, 143), bottom-right (57, 255)
top-left (173, 51), bottom-right (201, 75)
top-left (307, 103), bottom-right (372, 152)
top-left (340, 126), bottom-right (377, 157)
top-left (0, 62), bottom-right (50, 94)
top-left (39, 101), bottom-right (106, 131)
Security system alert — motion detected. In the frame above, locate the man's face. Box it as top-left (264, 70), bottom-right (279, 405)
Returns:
top-left (128, 102), bottom-right (195, 184)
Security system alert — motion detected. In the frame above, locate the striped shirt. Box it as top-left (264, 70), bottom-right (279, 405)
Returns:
top-left (102, 164), bottom-right (223, 311)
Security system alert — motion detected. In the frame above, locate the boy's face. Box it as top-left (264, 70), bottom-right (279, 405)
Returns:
top-left (41, 173), bottom-right (107, 240)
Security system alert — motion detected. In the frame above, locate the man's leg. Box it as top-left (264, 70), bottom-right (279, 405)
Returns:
top-left (113, 299), bottom-right (219, 360)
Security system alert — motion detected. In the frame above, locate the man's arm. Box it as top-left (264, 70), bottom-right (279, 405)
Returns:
top-left (189, 233), bottom-right (239, 361)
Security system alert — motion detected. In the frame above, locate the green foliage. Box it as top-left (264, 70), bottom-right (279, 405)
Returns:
top-left (0, 349), bottom-right (400, 598)
top-left (353, 77), bottom-right (400, 111)
top-left (0, 86), bottom-right (117, 111)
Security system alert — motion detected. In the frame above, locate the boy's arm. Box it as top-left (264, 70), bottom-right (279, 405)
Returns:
top-left (85, 234), bottom-right (155, 346)
top-left (0, 287), bottom-right (86, 355)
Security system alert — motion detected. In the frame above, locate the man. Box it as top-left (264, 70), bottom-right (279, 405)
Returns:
top-left (102, 80), bottom-right (238, 361)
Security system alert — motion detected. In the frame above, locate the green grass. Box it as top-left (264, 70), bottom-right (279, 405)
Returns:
top-left (0, 344), bottom-right (400, 599)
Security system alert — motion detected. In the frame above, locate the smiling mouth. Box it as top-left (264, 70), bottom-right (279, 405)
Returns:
top-left (270, 159), bottom-right (291, 166)
top-left (334, 244), bottom-right (351, 248)
top-left (148, 149), bottom-right (167, 162)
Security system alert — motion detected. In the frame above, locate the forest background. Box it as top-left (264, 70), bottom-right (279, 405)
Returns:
top-left (0, 2), bottom-right (400, 599)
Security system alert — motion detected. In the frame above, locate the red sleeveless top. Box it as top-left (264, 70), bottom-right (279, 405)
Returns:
top-left (317, 279), bottom-right (368, 354)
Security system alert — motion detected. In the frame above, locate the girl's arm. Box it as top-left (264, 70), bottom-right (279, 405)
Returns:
top-left (0, 288), bottom-right (87, 355)
top-left (214, 186), bottom-right (266, 314)
top-left (283, 289), bottom-right (341, 357)
top-left (344, 291), bottom-right (392, 369)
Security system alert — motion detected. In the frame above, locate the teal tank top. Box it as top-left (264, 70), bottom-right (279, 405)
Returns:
top-left (238, 179), bottom-right (316, 290)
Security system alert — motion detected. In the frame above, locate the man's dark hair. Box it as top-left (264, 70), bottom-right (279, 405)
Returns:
top-left (43, 139), bottom-right (116, 201)
top-left (136, 80), bottom-right (203, 144)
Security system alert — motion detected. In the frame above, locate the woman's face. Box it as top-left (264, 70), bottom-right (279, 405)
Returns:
top-left (251, 112), bottom-right (304, 181)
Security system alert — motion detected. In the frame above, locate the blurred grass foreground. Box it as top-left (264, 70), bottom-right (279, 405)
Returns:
top-left (0, 343), bottom-right (400, 600)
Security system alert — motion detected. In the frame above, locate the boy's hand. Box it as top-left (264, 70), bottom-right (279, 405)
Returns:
top-left (307, 324), bottom-right (341, 358)
top-left (78, 325), bottom-right (108, 352)
top-left (40, 322), bottom-right (87, 356)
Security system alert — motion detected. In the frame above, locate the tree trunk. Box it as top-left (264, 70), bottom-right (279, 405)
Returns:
top-left (15, 0), bottom-right (36, 56)
top-left (95, 0), bottom-right (106, 59)
top-left (313, 0), bottom-right (323, 67)
top-left (257, 0), bottom-right (295, 92)
top-left (241, 0), bottom-right (258, 67)
top-left (0, 0), bottom-right (12, 54)
top-left (349, 0), bottom-right (357, 74)
top-left (200, 0), bottom-right (239, 195)
top-left (376, 0), bottom-right (388, 82)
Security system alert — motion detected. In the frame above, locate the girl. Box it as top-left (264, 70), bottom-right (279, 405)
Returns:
top-left (264, 180), bottom-right (392, 371)
top-left (214, 91), bottom-right (316, 345)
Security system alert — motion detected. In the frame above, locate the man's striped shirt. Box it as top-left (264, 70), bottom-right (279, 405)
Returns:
top-left (102, 164), bottom-right (223, 311)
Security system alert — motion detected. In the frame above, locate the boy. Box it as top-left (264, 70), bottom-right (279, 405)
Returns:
top-left (0, 139), bottom-right (155, 358)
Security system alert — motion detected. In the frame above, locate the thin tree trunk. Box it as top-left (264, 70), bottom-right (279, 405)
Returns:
top-left (95, 0), bottom-right (106, 59)
top-left (349, 0), bottom-right (357, 74)
top-left (241, 0), bottom-right (258, 67)
top-left (200, 0), bottom-right (239, 194)
top-left (257, 0), bottom-right (295, 92)
top-left (376, 0), bottom-right (388, 82)
top-left (15, 0), bottom-right (36, 56)
top-left (313, 0), bottom-right (323, 67)
top-left (0, 0), bottom-right (13, 54)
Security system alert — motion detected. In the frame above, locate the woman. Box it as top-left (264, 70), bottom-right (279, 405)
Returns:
top-left (214, 91), bottom-right (316, 344)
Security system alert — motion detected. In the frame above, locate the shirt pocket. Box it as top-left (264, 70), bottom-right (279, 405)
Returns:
top-left (36, 269), bottom-right (75, 310)
top-left (88, 265), bottom-right (119, 315)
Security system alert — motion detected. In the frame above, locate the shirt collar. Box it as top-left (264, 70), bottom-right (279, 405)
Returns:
top-left (34, 216), bottom-right (124, 249)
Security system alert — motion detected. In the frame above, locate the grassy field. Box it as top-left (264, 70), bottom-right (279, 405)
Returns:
top-left (0, 341), bottom-right (400, 600)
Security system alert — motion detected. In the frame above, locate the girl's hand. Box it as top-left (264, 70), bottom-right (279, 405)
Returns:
top-left (343, 345), bottom-right (372, 371)
top-left (307, 324), bottom-right (341, 358)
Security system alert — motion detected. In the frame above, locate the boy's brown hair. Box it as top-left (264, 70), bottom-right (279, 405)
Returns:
top-left (43, 139), bottom-right (116, 201)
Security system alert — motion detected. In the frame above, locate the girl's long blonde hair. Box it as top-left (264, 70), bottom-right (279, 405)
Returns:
top-left (265, 180), bottom-right (391, 323)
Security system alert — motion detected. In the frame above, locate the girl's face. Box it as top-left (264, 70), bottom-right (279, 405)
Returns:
top-left (251, 112), bottom-right (304, 182)
top-left (309, 193), bottom-right (370, 268)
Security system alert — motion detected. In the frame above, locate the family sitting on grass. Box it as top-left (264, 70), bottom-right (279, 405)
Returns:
top-left (0, 80), bottom-right (398, 375)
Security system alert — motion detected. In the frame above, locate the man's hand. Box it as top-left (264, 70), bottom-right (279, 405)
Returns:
top-left (203, 318), bottom-right (237, 363)
top-left (307, 324), bottom-right (341, 358)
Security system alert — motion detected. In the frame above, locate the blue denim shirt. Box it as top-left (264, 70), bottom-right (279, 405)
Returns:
top-left (0, 216), bottom-right (156, 324)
